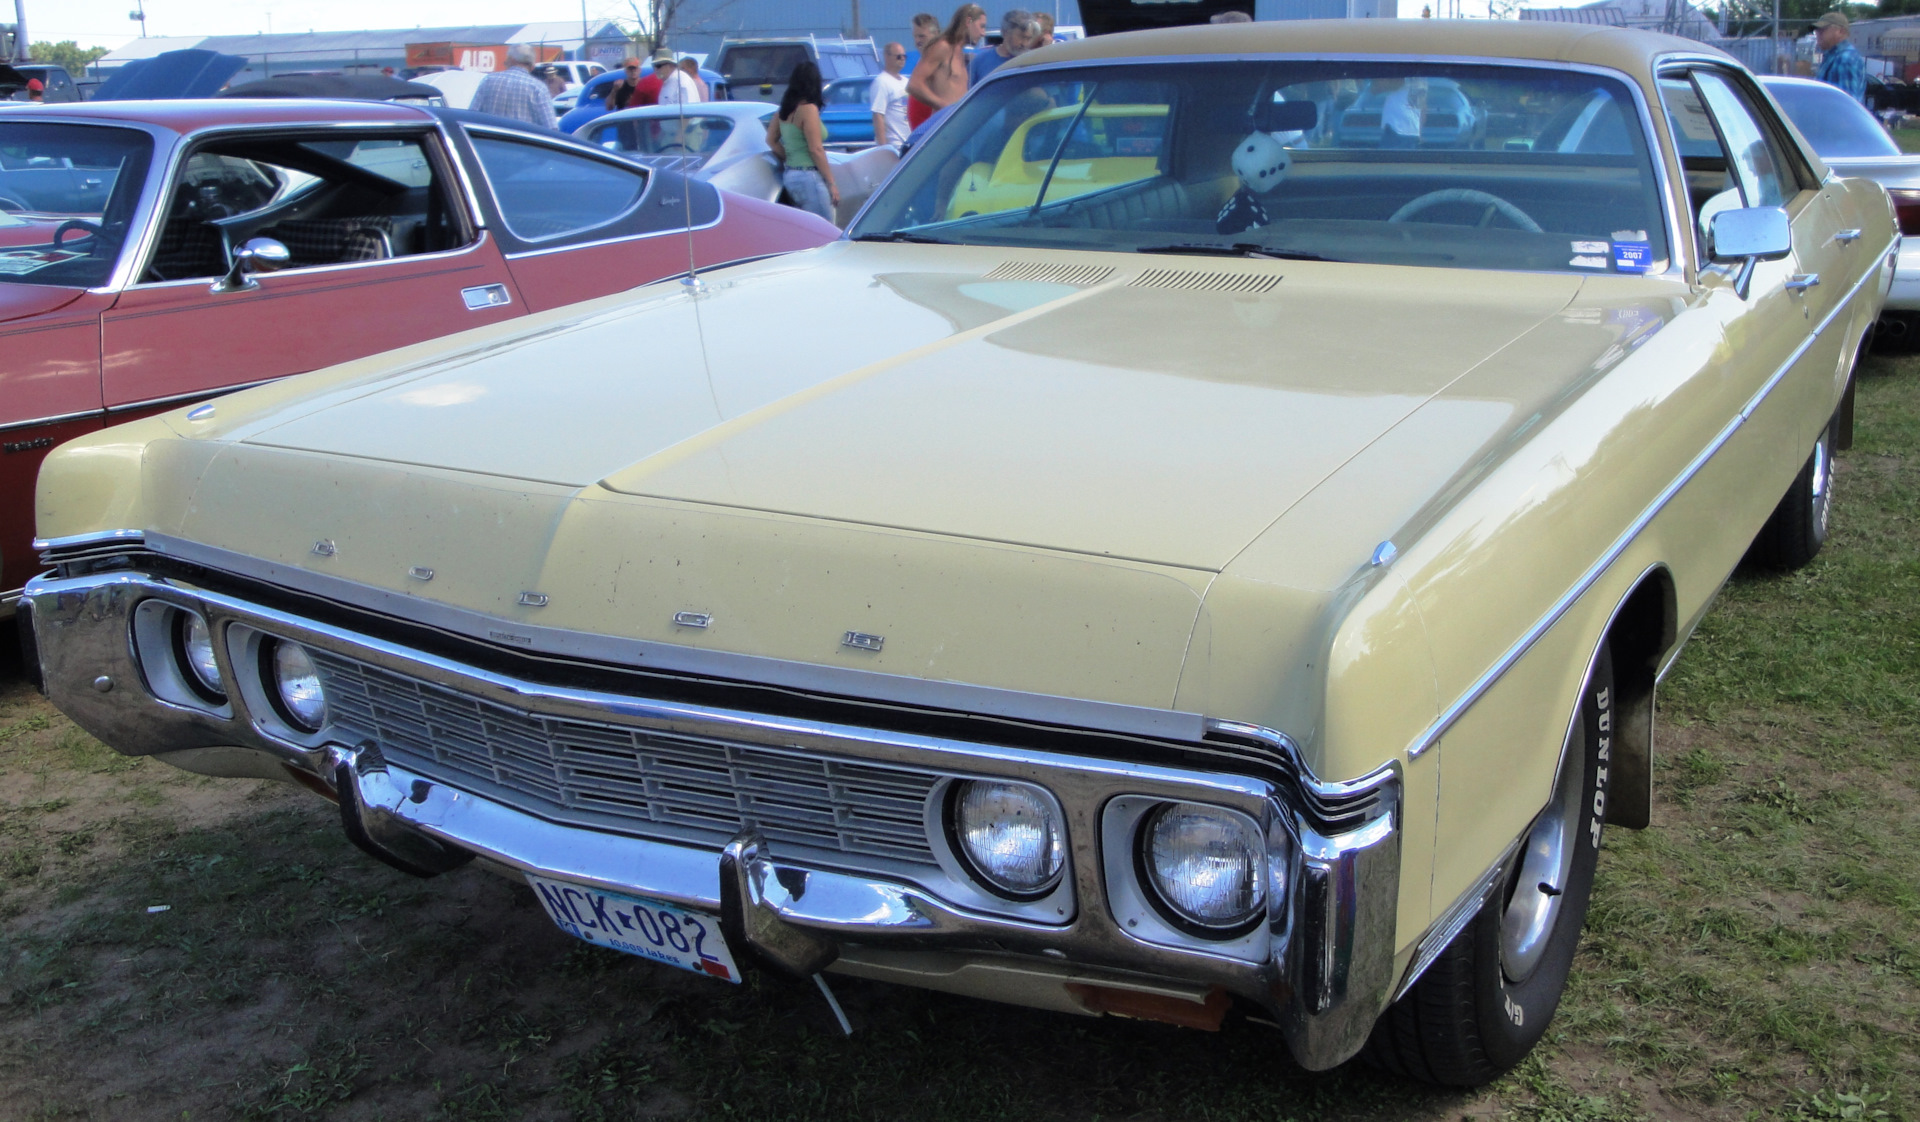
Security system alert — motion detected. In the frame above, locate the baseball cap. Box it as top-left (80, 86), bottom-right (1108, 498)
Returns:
top-left (1812, 11), bottom-right (1849, 31)
top-left (25, 78), bottom-right (43, 91)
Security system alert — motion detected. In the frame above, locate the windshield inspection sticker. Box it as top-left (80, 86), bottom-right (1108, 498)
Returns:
top-left (0, 249), bottom-right (83, 275)
top-left (1572, 240), bottom-right (1609, 255)
top-left (1570, 254), bottom-right (1609, 269)
top-left (1611, 229), bottom-right (1653, 274)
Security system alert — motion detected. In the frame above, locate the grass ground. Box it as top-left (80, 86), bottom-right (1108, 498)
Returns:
top-left (2, 356), bottom-right (1918, 1118)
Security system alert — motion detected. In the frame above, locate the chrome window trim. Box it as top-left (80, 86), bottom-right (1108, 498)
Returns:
top-left (459, 122), bottom-right (669, 247)
top-left (853, 52), bottom-right (1687, 277)
top-left (1404, 238), bottom-right (1890, 762)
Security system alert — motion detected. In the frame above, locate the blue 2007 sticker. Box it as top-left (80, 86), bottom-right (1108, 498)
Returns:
top-left (1611, 229), bottom-right (1652, 274)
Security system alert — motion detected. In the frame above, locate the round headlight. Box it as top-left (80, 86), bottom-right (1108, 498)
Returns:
top-left (268, 640), bottom-right (327, 731)
top-left (174, 610), bottom-right (224, 699)
top-left (1143, 803), bottom-right (1265, 932)
top-left (951, 780), bottom-right (1065, 898)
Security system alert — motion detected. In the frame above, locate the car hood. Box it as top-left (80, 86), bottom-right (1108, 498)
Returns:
top-left (0, 284), bottom-right (86, 324)
top-left (224, 242), bottom-right (1582, 572)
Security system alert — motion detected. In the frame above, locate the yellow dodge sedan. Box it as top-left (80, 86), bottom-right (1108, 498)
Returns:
top-left (22, 20), bottom-right (1890, 1086)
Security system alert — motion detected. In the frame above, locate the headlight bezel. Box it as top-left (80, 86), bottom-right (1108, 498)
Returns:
top-left (130, 599), bottom-right (233, 715)
top-left (1101, 794), bottom-right (1283, 957)
top-left (171, 607), bottom-right (227, 703)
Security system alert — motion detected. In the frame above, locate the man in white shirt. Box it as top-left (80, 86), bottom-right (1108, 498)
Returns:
top-left (658, 55), bottom-right (704, 105)
top-left (869, 42), bottom-right (910, 146)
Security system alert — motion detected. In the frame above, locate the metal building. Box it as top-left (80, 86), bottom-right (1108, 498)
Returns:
top-left (95, 22), bottom-right (634, 83)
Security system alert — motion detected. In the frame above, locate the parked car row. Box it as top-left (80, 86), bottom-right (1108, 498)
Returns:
top-left (14, 19), bottom-right (1893, 1092)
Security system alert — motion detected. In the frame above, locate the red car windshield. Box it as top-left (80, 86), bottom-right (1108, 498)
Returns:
top-left (0, 122), bottom-right (154, 288)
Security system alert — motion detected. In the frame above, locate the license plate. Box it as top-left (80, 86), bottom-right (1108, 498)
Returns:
top-left (526, 874), bottom-right (740, 983)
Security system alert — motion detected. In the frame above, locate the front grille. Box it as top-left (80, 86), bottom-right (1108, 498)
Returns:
top-left (310, 652), bottom-right (942, 865)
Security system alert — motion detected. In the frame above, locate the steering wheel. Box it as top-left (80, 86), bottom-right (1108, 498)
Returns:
top-left (654, 142), bottom-right (692, 154)
top-left (1388, 189), bottom-right (1543, 233)
top-left (53, 219), bottom-right (104, 247)
top-left (0, 193), bottom-right (27, 213)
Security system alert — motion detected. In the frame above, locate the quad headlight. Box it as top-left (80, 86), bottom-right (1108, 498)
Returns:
top-left (1141, 802), bottom-right (1266, 932)
top-left (173, 609), bottom-right (224, 700)
top-left (265, 639), bottom-right (327, 732)
top-left (950, 779), bottom-right (1066, 898)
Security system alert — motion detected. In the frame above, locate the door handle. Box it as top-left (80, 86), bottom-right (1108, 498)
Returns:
top-left (1833, 228), bottom-right (1862, 245)
top-left (1785, 273), bottom-right (1821, 292)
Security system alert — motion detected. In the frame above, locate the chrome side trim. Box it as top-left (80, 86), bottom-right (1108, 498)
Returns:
top-left (0, 408), bottom-right (103, 436)
top-left (1391, 840), bottom-right (1516, 1003)
top-left (1404, 244), bottom-right (1890, 761)
top-left (140, 531), bottom-right (1208, 743)
top-left (35, 528), bottom-right (148, 561)
top-left (121, 232), bottom-right (500, 292)
top-left (105, 380), bottom-right (274, 416)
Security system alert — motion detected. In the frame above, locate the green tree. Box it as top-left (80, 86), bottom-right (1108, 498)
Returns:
top-left (28, 41), bottom-right (110, 75)
top-left (1698, 0), bottom-right (1873, 38)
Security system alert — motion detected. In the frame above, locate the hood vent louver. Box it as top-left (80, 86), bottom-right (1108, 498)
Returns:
top-left (983, 261), bottom-right (1115, 286)
top-left (1130, 268), bottom-right (1282, 295)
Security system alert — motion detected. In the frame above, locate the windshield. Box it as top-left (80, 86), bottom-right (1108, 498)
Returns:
top-left (0, 122), bottom-right (153, 288)
top-left (1765, 80), bottom-right (1900, 159)
top-left (588, 115), bottom-right (742, 163)
top-left (851, 61), bottom-right (1673, 275)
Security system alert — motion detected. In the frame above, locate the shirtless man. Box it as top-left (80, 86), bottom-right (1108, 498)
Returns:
top-left (907, 4), bottom-right (986, 130)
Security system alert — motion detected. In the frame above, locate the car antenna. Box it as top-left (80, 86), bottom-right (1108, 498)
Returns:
top-left (678, 83), bottom-right (704, 295)
top-left (813, 973), bottom-right (854, 1036)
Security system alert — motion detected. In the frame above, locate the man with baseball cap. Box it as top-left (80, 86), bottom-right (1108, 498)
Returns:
top-left (1813, 12), bottom-right (1866, 104)
top-left (24, 78), bottom-right (43, 102)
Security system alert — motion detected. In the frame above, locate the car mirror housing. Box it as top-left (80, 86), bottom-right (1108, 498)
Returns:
top-left (1709, 206), bottom-right (1792, 263)
top-left (210, 237), bottom-right (292, 294)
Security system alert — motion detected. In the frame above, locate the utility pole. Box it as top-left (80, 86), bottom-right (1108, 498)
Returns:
top-left (12, 0), bottom-right (27, 60)
top-left (129, 1), bottom-right (148, 37)
top-left (850, 0), bottom-right (863, 39)
top-left (1773, 0), bottom-right (1781, 74)
top-left (581, 0), bottom-right (589, 57)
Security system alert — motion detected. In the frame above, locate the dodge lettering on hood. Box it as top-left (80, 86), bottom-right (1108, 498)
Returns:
top-left (22, 21), bottom-right (1890, 1082)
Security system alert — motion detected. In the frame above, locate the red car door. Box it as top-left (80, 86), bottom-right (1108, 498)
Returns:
top-left (101, 128), bottom-right (522, 413)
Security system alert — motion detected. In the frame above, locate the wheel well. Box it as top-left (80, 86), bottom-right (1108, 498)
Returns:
top-left (1601, 569), bottom-right (1673, 831)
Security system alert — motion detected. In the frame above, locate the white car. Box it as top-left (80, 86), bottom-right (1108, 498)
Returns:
top-left (585, 100), bottom-right (898, 227)
top-left (1761, 74), bottom-right (1920, 339)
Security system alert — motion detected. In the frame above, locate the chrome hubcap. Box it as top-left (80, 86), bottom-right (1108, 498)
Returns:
top-left (1499, 730), bottom-right (1583, 984)
top-left (1811, 434), bottom-right (1831, 540)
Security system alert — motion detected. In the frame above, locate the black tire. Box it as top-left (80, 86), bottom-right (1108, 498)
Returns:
top-left (1747, 416), bottom-right (1836, 571)
top-left (1362, 644), bottom-right (1613, 1086)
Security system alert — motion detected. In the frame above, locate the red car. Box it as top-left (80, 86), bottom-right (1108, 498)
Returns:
top-left (0, 100), bottom-right (837, 615)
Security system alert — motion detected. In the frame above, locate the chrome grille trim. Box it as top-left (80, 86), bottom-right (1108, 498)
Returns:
top-left (36, 529), bottom-right (149, 568)
top-left (310, 650), bottom-right (943, 865)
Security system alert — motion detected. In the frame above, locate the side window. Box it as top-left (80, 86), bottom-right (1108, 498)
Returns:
top-left (1692, 71), bottom-right (1800, 208)
top-left (142, 132), bottom-right (464, 283)
top-left (469, 135), bottom-right (647, 242)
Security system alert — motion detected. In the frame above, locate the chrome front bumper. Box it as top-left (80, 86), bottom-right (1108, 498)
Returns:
top-left (24, 563), bottom-right (1401, 1070)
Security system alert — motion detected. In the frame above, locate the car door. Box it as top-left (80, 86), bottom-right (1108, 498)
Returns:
top-left (100, 126), bottom-right (523, 413)
top-left (455, 123), bottom-right (713, 314)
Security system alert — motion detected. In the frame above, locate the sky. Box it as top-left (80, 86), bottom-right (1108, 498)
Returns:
top-left (30, 0), bottom-right (649, 51)
top-left (30, 0), bottom-right (1482, 53)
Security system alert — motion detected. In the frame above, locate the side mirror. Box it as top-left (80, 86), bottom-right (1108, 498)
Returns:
top-left (1708, 206), bottom-right (1791, 263)
top-left (210, 236), bottom-right (291, 294)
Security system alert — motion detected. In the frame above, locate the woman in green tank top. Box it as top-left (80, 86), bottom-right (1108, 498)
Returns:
top-left (766, 60), bottom-right (839, 224)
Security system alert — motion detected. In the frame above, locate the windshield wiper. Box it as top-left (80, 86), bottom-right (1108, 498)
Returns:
top-left (852, 231), bottom-right (959, 245)
top-left (1136, 242), bottom-right (1338, 262)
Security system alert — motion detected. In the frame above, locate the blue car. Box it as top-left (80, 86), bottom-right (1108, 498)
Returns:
top-left (821, 75), bottom-right (876, 145)
top-left (559, 68), bottom-right (729, 135)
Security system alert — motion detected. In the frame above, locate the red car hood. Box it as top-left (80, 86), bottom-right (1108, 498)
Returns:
top-left (0, 285), bottom-right (87, 325)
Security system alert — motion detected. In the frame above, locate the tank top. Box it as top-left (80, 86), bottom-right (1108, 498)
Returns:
top-left (779, 116), bottom-right (816, 170)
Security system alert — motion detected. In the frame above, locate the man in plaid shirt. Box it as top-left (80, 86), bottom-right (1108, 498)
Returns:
top-left (470, 45), bottom-right (560, 130)
top-left (1813, 12), bottom-right (1867, 105)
